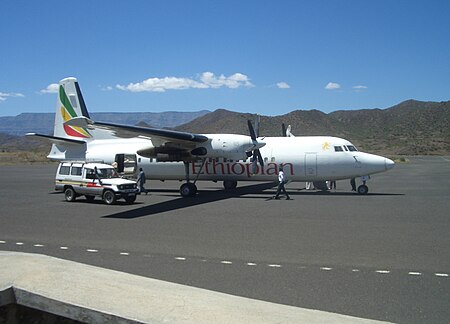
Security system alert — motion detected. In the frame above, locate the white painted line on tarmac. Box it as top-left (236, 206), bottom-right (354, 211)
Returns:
top-left (408, 272), bottom-right (422, 276)
top-left (320, 267), bottom-right (332, 271)
top-left (16, 242), bottom-right (24, 246)
top-left (87, 249), bottom-right (98, 253)
top-left (268, 264), bottom-right (282, 268)
top-left (376, 270), bottom-right (390, 274)
top-left (352, 269), bottom-right (360, 272)
top-left (0, 241), bottom-right (5, 244)
top-left (60, 247), bottom-right (69, 250)
top-left (175, 257), bottom-right (186, 261)
top-left (220, 261), bottom-right (233, 265)
top-left (33, 244), bottom-right (44, 247)
top-left (435, 273), bottom-right (449, 277)
top-left (247, 262), bottom-right (257, 266)
top-left (119, 252), bottom-right (129, 256)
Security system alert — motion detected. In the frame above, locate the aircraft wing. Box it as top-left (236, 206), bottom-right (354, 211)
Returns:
top-left (65, 117), bottom-right (208, 147)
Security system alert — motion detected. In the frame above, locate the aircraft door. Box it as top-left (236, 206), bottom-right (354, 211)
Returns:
top-left (305, 153), bottom-right (317, 177)
top-left (115, 154), bottom-right (137, 174)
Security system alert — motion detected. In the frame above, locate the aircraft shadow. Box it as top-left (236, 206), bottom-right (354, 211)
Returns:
top-left (103, 182), bottom-right (278, 219)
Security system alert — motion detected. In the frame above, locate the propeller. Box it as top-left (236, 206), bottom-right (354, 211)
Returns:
top-left (247, 119), bottom-right (264, 174)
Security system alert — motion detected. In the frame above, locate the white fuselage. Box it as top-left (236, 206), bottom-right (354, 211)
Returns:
top-left (82, 135), bottom-right (393, 182)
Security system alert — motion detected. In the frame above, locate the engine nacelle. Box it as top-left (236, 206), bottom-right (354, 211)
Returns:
top-left (194, 134), bottom-right (264, 161)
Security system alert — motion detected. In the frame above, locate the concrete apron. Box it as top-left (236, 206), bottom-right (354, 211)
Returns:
top-left (0, 251), bottom-right (389, 323)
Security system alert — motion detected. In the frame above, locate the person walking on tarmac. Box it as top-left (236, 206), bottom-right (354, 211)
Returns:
top-left (273, 166), bottom-right (291, 200)
top-left (137, 168), bottom-right (148, 195)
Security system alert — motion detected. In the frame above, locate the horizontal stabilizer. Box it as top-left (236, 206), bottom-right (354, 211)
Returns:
top-left (26, 133), bottom-right (86, 145)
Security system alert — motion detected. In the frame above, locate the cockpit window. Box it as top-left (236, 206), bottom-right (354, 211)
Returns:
top-left (334, 146), bottom-right (344, 152)
top-left (346, 145), bottom-right (358, 152)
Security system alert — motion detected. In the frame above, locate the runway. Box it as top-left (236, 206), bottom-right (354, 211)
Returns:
top-left (1, 156), bottom-right (449, 323)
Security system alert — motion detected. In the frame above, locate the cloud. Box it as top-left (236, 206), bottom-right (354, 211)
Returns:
top-left (353, 85), bottom-right (368, 90)
top-left (325, 82), bottom-right (341, 90)
top-left (116, 72), bottom-right (254, 92)
top-left (276, 82), bottom-right (290, 89)
top-left (0, 92), bottom-right (24, 102)
top-left (40, 83), bottom-right (59, 94)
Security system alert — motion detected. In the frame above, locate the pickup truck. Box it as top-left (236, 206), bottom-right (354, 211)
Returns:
top-left (55, 162), bottom-right (139, 205)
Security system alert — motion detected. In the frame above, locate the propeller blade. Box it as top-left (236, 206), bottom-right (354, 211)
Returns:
top-left (255, 149), bottom-right (264, 166)
top-left (281, 123), bottom-right (287, 137)
top-left (247, 120), bottom-right (257, 141)
top-left (255, 114), bottom-right (260, 138)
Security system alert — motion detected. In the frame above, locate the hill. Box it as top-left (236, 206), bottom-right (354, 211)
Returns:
top-left (1, 100), bottom-right (449, 162)
top-left (0, 110), bottom-right (210, 136)
top-left (175, 100), bottom-right (450, 155)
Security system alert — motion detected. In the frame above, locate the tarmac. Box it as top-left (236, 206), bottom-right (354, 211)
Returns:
top-left (0, 156), bottom-right (449, 323)
top-left (0, 251), bottom-right (389, 323)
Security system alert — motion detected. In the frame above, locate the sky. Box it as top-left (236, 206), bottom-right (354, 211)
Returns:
top-left (0, 0), bottom-right (449, 117)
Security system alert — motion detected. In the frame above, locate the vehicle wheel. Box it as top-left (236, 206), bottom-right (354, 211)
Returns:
top-left (180, 183), bottom-right (197, 197)
top-left (64, 187), bottom-right (76, 202)
top-left (223, 180), bottom-right (237, 190)
top-left (103, 190), bottom-right (117, 205)
top-left (357, 185), bottom-right (369, 195)
top-left (125, 195), bottom-right (137, 204)
top-left (85, 195), bottom-right (95, 202)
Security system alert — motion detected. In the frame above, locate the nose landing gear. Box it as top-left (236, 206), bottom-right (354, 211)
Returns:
top-left (357, 184), bottom-right (369, 195)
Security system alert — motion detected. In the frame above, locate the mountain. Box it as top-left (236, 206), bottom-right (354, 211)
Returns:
top-left (175, 100), bottom-right (450, 155)
top-left (0, 110), bottom-right (210, 136)
top-left (1, 100), bottom-right (449, 159)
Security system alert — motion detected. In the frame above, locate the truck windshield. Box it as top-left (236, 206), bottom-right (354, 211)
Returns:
top-left (96, 168), bottom-right (120, 179)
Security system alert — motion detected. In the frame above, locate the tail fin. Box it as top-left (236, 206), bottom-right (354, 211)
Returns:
top-left (54, 77), bottom-right (92, 139)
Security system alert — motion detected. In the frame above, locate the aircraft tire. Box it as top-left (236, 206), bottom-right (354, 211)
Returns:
top-left (223, 180), bottom-right (237, 190)
top-left (103, 190), bottom-right (117, 205)
top-left (64, 187), bottom-right (76, 202)
top-left (357, 185), bottom-right (369, 195)
top-left (180, 183), bottom-right (197, 197)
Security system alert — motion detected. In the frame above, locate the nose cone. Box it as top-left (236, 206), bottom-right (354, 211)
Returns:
top-left (385, 158), bottom-right (395, 170)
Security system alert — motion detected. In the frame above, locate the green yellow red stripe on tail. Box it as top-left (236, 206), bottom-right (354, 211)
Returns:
top-left (60, 85), bottom-right (91, 138)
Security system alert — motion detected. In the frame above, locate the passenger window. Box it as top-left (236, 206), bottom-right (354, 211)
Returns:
top-left (271, 157), bottom-right (276, 162)
top-left (71, 167), bottom-right (82, 176)
top-left (59, 166), bottom-right (70, 175)
top-left (334, 146), bottom-right (343, 152)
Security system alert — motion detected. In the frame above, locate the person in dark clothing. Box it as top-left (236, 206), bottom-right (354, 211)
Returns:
top-left (274, 166), bottom-right (291, 200)
top-left (329, 180), bottom-right (337, 190)
top-left (350, 178), bottom-right (356, 191)
top-left (137, 168), bottom-right (148, 195)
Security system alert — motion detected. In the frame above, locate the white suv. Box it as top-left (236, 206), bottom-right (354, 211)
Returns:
top-left (55, 162), bottom-right (139, 205)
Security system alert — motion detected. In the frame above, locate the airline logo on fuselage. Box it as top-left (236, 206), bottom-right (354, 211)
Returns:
top-left (191, 160), bottom-right (294, 178)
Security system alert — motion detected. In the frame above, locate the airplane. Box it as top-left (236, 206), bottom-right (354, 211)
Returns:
top-left (27, 77), bottom-right (395, 197)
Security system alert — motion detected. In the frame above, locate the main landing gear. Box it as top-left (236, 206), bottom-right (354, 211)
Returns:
top-left (179, 160), bottom-right (206, 197)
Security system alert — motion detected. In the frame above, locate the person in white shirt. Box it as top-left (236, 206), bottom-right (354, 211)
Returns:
top-left (273, 166), bottom-right (291, 200)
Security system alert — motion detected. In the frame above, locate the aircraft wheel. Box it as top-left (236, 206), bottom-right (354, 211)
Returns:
top-left (180, 183), bottom-right (197, 197)
top-left (357, 185), bottom-right (369, 195)
top-left (223, 180), bottom-right (237, 190)
top-left (103, 190), bottom-right (117, 205)
top-left (64, 187), bottom-right (76, 202)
